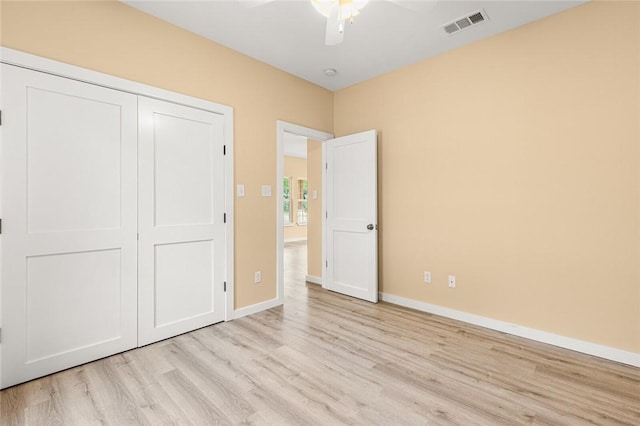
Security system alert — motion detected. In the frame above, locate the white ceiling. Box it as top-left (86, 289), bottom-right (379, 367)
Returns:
top-left (123, 0), bottom-right (586, 91)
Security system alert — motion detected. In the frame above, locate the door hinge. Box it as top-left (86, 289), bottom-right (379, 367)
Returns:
top-left (0, 218), bottom-right (2, 235)
top-left (325, 162), bottom-right (328, 170)
top-left (224, 213), bottom-right (227, 223)
top-left (137, 233), bottom-right (139, 240)
top-left (0, 328), bottom-right (2, 343)
top-left (224, 281), bottom-right (227, 292)
top-left (325, 211), bottom-right (328, 219)
top-left (223, 145), bottom-right (226, 155)
top-left (0, 110), bottom-right (2, 126)
top-left (326, 260), bottom-right (328, 268)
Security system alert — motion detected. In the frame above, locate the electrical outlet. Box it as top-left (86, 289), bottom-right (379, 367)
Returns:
top-left (254, 271), bottom-right (262, 283)
top-left (237, 184), bottom-right (245, 197)
top-left (423, 271), bottom-right (431, 283)
top-left (448, 275), bottom-right (456, 288)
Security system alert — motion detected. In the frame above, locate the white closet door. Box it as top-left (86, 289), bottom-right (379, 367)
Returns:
top-left (1, 65), bottom-right (138, 389)
top-left (138, 97), bottom-right (226, 346)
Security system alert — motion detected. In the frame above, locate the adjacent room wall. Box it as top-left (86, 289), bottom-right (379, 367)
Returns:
top-left (283, 156), bottom-right (307, 242)
top-left (307, 139), bottom-right (323, 279)
top-left (334, 1), bottom-right (640, 353)
top-left (0, 0), bottom-right (333, 310)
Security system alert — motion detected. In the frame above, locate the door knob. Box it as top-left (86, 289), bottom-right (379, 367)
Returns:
top-left (367, 224), bottom-right (375, 230)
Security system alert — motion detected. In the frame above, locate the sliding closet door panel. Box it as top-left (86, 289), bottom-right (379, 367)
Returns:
top-left (1, 65), bottom-right (138, 389)
top-left (138, 97), bottom-right (226, 346)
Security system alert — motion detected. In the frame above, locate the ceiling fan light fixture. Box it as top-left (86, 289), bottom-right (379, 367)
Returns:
top-left (311, 0), bottom-right (369, 21)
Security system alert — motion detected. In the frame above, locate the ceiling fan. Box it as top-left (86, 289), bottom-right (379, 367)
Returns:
top-left (239, 0), bottom-right (436, 46)
top-left (311, 0), bottom-right (370, 45)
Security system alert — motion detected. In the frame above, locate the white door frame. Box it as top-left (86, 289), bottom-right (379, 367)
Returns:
top-left (276, 121), bottom-right (333, 304)
top-left (0, 48), bottom-right (235, 384)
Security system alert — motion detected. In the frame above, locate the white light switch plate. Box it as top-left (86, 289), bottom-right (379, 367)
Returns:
top-left (448, 275), bottom-right (456, 288)
top-left (312, 190), bottom-right (318, 200)
top-left (237, 184), bottom-right (245, 197)
top-left (261, 185), bottom-right (272, 197)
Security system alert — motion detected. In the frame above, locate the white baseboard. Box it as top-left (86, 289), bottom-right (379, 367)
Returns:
top-left (233, 298), bottom-right (283, 320)
top-left (305, 274), bottom-right (323, 285)
top-left (380, 292), bottom-right (640, 368)
top-left (284, 237), bottom-right (307, 243)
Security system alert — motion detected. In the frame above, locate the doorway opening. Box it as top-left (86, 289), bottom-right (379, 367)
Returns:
top-left (276, 121), bottom-right (332, 305)
top-left (282, 134), bottom-right (309, 297)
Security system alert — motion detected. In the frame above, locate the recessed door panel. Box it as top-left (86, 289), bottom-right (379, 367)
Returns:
top-left (332, 232), bottom-right (372, 293)
top-left (332, 142), bottom-right (369, 220)
top-left (138, 97), bottom-right (226, 346)
top-left (27, 88), bottom-right (122, 233)
top-left (26, 250), bottom-right (123, 362)
top-left (1, 64), bottom-right (138, 389)
top-left (154, 114), bottom-right (215, 227)
top-left (154, 240), bottom-right (215, 327)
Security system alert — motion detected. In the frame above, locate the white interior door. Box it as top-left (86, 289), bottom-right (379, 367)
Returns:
top-left (138, 97), bottom-right (226, 346)
top-left (326, 130), bottom-right (378, 302)
top-left (1, 65), bottom-right (138, 389)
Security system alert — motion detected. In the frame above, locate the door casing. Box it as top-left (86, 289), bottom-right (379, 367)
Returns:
top-left (275, 121), bottom-right (333, 307)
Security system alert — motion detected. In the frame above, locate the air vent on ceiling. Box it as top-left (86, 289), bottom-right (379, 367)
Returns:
top-left (444, 10), bottom-right (488, 35)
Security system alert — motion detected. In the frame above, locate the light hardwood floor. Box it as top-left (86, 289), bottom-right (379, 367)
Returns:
top-left (1, 241), bottom-right (639, 425)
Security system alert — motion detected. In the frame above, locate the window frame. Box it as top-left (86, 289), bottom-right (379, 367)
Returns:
top-left (283, 176), bottom-right (293, 226)
top-left (296, 178), bottom-right (308, 226)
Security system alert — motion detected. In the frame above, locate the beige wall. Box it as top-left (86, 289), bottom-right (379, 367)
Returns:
top-left (283, 156), bottom-right (307, 241)
top-left (0, 0), bottom-right (333, 309)
top-left (334, 1), bottom-right (640, 352)
top-left (307, 139), bottom-right (323, 278)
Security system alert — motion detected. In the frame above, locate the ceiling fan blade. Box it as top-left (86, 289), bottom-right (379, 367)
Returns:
top-left (325, 4), bottom-right (344, 46)
top-left (237, 0), bottom-right (275, 8)
top-left (386, 0), bottom-right (437, 14)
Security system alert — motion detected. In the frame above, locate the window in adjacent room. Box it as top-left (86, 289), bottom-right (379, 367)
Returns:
top-left (284, 176), bottom-right (293, 225)
top-left (296, 178), bottom-right (308, 225)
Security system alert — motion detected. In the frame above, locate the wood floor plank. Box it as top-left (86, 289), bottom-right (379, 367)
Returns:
top-left (160, 338), bottom-right (256, 423)
top-left (81, 358), bottom-right (151, 426)
top-left (1, 241), bottom-right (638, 425)
top-left (156, 369), bottom-right (232, 425)
top-left (49, 367), bottom-right (109, 425)
top-left (106, 352), bottom-right (187, 426)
